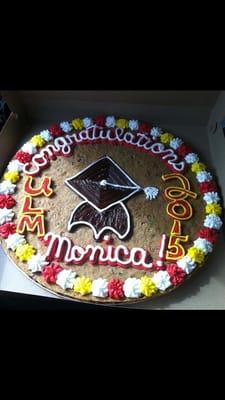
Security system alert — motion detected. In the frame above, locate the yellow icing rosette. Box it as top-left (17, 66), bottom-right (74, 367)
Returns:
top-left (73, 276), bottom-right (92, 295)
top-left (116, 118), bottom-right (129, 129)
top-left (30, 135), bottom-right (46, 147)
top-left (71, 118), bottom-right (84, 130)
top-left (187, 247), bottom-right (205, 264)
top-left (191, 162), bottom-right (206, 173)
top-left (160, 132), bottom-right (174, 144)
top-left (205, 203), bottom-right (222, 216)
top-left (15, 243), bottom-right (36, 262)
top-left (3, 171), bottom-right (20, 183)
top-left (140, 275), bottom-right (157, 297)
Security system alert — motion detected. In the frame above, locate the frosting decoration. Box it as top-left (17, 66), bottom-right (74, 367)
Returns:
top-left (16, 176), bottom-right (54, 237)
top-left (162, 173), bottom-right (197, 261)
top-left (65, 155), bottom-right (159, 241)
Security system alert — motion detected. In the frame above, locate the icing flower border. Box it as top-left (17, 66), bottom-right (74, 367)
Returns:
top-left (0, 116), bottom-right (223, 301)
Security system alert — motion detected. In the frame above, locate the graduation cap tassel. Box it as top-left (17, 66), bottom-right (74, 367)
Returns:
top-left (99, 180), bottom-right (137, 190)
top-left (100, 180), bottom-right (159, 201)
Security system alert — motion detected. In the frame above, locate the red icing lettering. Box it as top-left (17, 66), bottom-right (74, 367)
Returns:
top-left (17, 214), bottom-right (45, 237)
top-left (167, 199), bottom-right (193, 220)
top-left (43, 232), bottom-right (153, 271)
top-left (166, 218), bottom-right (189, 261)
top-left (21, 196), bottom-right (44, 215)
top-left (24, 176), bottom-right (53, 197)
top-left (162, 173), bottom-right (197, 261)
top-left (23, 127), bottom-right (186, 176)
top-left (162, 173), bottom-right (197, 221)
top-left (17, 176), bottom-right (54, 237)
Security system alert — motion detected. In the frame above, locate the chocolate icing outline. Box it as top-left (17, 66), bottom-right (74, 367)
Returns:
top-left (65, 155), bottom-right (140, 213)
top-left (65, 155), bottom-right (141, 240)
top-left (67, 200), bottom-right (131, 240)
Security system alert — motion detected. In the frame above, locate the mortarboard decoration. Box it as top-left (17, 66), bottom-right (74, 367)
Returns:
top-left (65, 155), bottom-right (159, 240)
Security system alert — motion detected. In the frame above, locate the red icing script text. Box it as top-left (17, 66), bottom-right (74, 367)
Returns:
top-left (22, 126), bottom-right (186, 176)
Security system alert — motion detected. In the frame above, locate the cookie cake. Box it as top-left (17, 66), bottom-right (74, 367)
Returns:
top-left (0, 115), bottom-right (223, 303)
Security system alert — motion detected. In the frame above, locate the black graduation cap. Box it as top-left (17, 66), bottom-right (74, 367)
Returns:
top-left (65, 155), bottom-right (159, 240)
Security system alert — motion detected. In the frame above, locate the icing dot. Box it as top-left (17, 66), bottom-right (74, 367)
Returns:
top-left (103, 234), bottom-right (113, 244)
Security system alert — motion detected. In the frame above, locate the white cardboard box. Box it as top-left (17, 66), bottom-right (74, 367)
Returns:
top-left (0, 90), bottom-right (224, 309)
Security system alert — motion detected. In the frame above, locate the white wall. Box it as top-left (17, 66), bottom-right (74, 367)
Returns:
top-left (207, 91), bottom-right (225, 201)
top-left (167, 124), bottom-right (212, 165)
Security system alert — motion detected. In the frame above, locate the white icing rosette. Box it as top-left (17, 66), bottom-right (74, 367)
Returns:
top-left (6, 233), bottom-right (26, 251)
top-left (204, 214), bottom-right (223, 230)
top-left (152, 270), bottom-right (172, 291)
top-left (83, 117), bottom-right (93, 128)
top-left (21, 142), bottom-right (37, 155)
top-left (193, 238), bottom-right (213, 254)
top-left (40, 129), bottom-right (53, 142)
top-left (56, 269), bottom-right (76, 290)
top-left (144, 186), bottom-right (159, 200)
top-left (170, 137), bottom-right (183, 150)
top-left (60, 121), bottom-right (72, 133)
top-left (28, 253), bottom-right (49, 273)
top-left (91, 278), bottom-right (109, 298)
top-left (196, 171), bottom-right (213, 183)
top-left (0, 180), bottom-right (16, 195)
top-left (177, 256), bottom-right (196, 274)
top-left (105, 116), bottom-right (116, 128)
top-left (184, 153), bottom-right (199, 164)
top-left (203, 192), bottom-right (220, 204)
top-left (7, 159), bottom-right (24, 172)
top-left (150, 127), bottom-right (162, 138)
top-left (0, 208), bottom-right (14, 225)
top-left (123, 277), bottom-right (141, 298)
top-left (128, 120), bottom-right (139, 131)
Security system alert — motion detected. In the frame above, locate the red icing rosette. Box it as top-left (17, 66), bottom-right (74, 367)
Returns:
top-left (42, 263), bottom-right (63, 284)
top-left (197, 227), bottom-right (219, 244)
top-left (14, 150), bottom-right (32, 163)
top-left (139, 122), bottom-right (151, 135)
top-left (199, 181), bottom-right (218, 194)
top-left (176, 144), bottom-right (193, 157)
top-left (0, 194), bottom-right (16, 209)
top-left (167, 263), bottom-right (186, 286)
top-left (93, 116), bottom-right (105, 126)
top-left (0, 223), bottom-right (17, 239)
top-left (49, 124), bottom-right (63, 138)
top-left (108, 278), bottom-right (124, 299)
